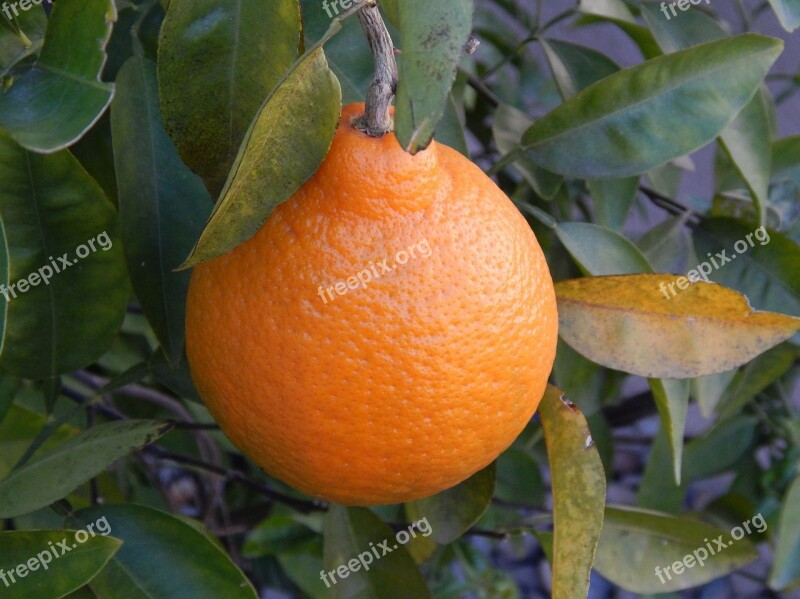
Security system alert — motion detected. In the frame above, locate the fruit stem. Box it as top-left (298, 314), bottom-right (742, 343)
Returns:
top-left (354, 2), bottom-right (397, 137)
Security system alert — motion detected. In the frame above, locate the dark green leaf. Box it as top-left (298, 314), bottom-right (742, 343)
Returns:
top-left (0, 135), bottom-right (129, 379)
top-left (587, 178), bottom-right (639, 231)
top-left (180, 47), bottom-right (341, 268)
top-left (323, 505), bottom-right (431, 599)
top-left (693, 218), bottom-right (800, 317)
top-left (112, 55), bottom-right (211, 364)
top-left (640, 2), bottom-right (727, 53)
top-left (769, 474), bottom-right (800, 589)
top-left (717, 343), bottom-right (798, 419)
top-left (0, 530), bottom-right (121, 599)
top-left (0, 6), bottom-right (46, 68)
top-left (637, 427), bottom-right (685, 513)
top-left (0, 375), bottom-right (18, 423)
top-left (393, 0), bottom-right (473, 153)
top-left (539, 385), bottom-right (606, 599)
top-left (516, 35), bottom-right (783, 178)
top-left (683, 416), bottom-right (759, 482)
top-left (718, 88), bottom-right (773, 226)
top-left (495, 449), bottom-right (545, 506)
top-left (158, 0), bottom-right (301, 196)
top-left (435, 93), bottom-right (469, 157)
top-left (555, 222), bottom-right (653, 275)
top-left (577, 0), bottom-right (661, 59)
top-left (0, 405), bottom-right (77, 478)
top-left (301, 0), bottom-right (375, 103)
top-left (406, 464), bottom-right (495, 544)
top-left (492, 104), bottom-right (562, 199)
top-left (540, 38), bottom-right (620, 100)
top-left (0, 0), bottom-right (115, 152)
top-left (638, 213), bottom-right (692, 273)
top-left (649, 378), bottom-right (689, 484)
top-left (642, 1), bottom-right (771, 225)
top-left (0, 420), bottom-right (171, 518)
top-left (73, 504), bottom-right (259, 598)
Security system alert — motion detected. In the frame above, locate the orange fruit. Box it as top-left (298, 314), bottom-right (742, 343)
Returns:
top-left (185, 103), bottom-right (558, 506)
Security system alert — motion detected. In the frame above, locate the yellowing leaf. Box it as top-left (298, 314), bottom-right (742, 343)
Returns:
top-left (180, 47), bottom-right (341, 269)
top-left (539, 385), bottom-right (606, 599)
top-left (555, 274), bottom-right (800, 378)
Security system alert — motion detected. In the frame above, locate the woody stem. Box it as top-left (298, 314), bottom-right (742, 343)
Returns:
top-left (355, 2), bottom-right (397, 136)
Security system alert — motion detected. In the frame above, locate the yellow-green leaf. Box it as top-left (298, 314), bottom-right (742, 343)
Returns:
top-left (539, 385), bottom-right (606, 599)
top-left (180, 47), bottom-right (341, 268)
top-left (555, 274), bottom-right (800, 378)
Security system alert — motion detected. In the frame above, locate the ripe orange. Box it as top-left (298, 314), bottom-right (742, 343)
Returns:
top-left (185, 103), bottom-right (558, 506)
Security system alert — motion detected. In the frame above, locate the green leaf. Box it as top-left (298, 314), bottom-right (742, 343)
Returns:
top-left (0, 135), bottom-right (129, 379)
top-left (243, 512), bottom-right (320, 558)
top-left (767, 0), bottom-right (800, 31)
top-left (683, 416), bottom-right (758, 482)
top-left (0, 374), bottom-right (19, 423)
top-left (0, 530), bottom-right (121, 599)
top-left (555, 222), bottom-right (653, 275)
top-left (594, 506), bottom-right (759, 593)
top-left (577, 0), bottom-right (661, 59)
top-left (393, 0), bottom-right (473, 153)
top-left (587, 178), bottom-right (639, 231)
top-left (0, 0), bottom-right (116, 152)
top-left (640, 2), bottom-right (727, 53)
top-left (495, 448), bottom-right (545, 506)
top-left (0, 405), bottom-right (77, 478)
top-left (691, 369), bottom-right (737, 417)
top-left (641, 1), bottom-right (772, 226)
top-left (773, 135), bottom-right (800, 183)
top-left (515, 35), bottom-right (783, 179)
top-left (649, 378), bottom-right (689, 484)
top-left (492, 104), bottom-right (562, 200)
top-left (638, 213), bottom-right (692, 273)
top-left (435, 93), bottom-right (469, 157)
top-left (300, 0), bottom-right (375, 103)
top-left (769, 474), bottom-right (800, 589)
top-left (158, 0), bottom-right (300, 197)
top-left (540, 38), bottom-right (620, 101)
top-left (718, 88), bottom-right (773, 227)
top-left (406, 464), bottom-right (495, 544)
top-left (0, 5), bottom-right (46, 68)
top-left (693, 218), bottom-right (800, 317)
top-left (717, 343), bottom-right (798, 419)
top-left (112, 55), bottom-right (211, 364)
top-left (323, 505), bottom-right (431, 599)
top-left (636, 427), bottom-right (685, 513)
top-left (73, 504), bottom-right (259, 598)
top-left (539, 385), bottom-right (606, 599)
top-left (180, 47), bottom-right (341, 268)
top-left (0, 420), bottom-right (171, 518)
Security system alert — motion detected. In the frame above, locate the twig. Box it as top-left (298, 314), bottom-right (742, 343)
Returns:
top-left (354, 2), bottom-right (397, 136)
top-left (467, 74), bottom-right (500, 108)
top-left (146, 447), bottom-right (327, 514)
